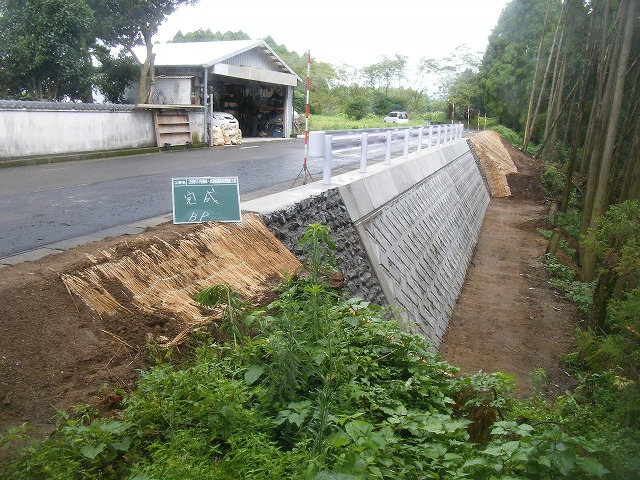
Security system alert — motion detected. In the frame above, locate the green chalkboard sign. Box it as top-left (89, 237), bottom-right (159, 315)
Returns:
top-left (172, 177), bottom-right (241, 224)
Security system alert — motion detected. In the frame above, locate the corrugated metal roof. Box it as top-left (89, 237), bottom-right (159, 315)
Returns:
top-left (133, 40), bottom-right (300, 81)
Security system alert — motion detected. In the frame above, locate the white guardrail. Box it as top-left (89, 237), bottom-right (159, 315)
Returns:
top-left (307, 123), bottom-right (465, 184)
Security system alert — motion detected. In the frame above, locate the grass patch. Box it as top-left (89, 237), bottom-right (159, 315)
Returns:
top-left (308, 113), bottom-right (433, 131)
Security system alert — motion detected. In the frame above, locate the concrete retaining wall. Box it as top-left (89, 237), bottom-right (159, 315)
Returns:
top-left (0, 101), bottom-right (205, 158)
top-left (244, 139), bottom-right (490, 348)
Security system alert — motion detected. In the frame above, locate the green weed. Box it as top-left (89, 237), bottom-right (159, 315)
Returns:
top-left (3, 224), bottom-right (613, 480)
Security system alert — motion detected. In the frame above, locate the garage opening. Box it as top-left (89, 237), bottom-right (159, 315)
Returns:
top-left (212, 80), bottom-right (286, 138)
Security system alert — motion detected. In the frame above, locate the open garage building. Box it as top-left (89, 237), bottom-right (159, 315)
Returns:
top-left (133, 40), bottom-right (301, 142)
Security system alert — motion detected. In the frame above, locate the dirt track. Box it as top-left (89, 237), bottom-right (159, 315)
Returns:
top-left (0, 132), bottom-right (580, 437)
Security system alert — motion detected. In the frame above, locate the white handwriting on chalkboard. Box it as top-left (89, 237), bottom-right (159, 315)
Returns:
top-left (189, 211), bottom-right (210, 222)
top-left (184, 191), bottom-right (197, 205)
top-left (203, 188), bottom-right (220, 204)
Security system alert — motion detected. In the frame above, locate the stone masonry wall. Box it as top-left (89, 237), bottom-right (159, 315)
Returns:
top-left (261, 189), bottom-right (386, 306)
top-left (256, 141), bottom-right (489, 349)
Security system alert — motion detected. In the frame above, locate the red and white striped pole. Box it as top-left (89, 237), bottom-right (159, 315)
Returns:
top-left (302, 50), bottom-right (311, 183)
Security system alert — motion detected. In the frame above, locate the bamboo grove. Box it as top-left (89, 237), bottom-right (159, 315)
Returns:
top-left (477, 0), bottom-right (640, 333)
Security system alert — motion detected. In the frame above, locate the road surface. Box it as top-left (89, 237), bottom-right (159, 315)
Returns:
top-left (0, 136), bottom-right (411, 259)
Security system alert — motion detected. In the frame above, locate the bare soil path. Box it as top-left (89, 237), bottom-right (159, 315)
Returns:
top-left (0, 134), bottom-right (580, 441)
top-left (439, 136), bottom-right (580, 396)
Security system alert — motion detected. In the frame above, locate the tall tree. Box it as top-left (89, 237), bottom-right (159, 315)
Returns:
top-left (361, 55), bottom-right (407, 96)
top-left (0, 0), bottom-right (94, 100)
top-left (89, 0), bottom-right (198, 103)
top-left (523, 0), bottom-right (554, 152)
top-left (581, 0), bottom-right (638, 283)
top-left (478, 0), bottom-right (562, 130)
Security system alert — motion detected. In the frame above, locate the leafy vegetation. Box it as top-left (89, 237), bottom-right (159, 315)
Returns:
top-left (0, 0), bottom-right (197, 102)
top-left (2, 224), bottom-right (615, 479)
top-left (0, 0), bottom-right (95, 101)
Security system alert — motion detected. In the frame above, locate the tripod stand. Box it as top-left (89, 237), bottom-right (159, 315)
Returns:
top-left (292, 157), bottom-right (314, 187)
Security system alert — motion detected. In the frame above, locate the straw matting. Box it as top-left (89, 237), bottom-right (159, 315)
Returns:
top-left (469, 131), bottom-right (518, 197)
top-left (62, 213), bottom-right (300, 329)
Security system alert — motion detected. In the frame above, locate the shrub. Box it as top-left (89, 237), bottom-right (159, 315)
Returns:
top-left (3, 224), bottom-right (612, 480)
top-left (344, 97), bottom-right (370, 120)
top-left (541, 164), bottom-right (565, 200)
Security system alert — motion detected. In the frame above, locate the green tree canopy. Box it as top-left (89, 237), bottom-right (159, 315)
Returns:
top-left (171, 28), bottom-right (251, 42)
top-left (477, 0), bottom-right (561, 129)
top-left (0, 0), bottom-right (95, 100)
top-left (87, 0), bottom-right (199, 103)
top-left (361, 54), bottom-right (407, 95)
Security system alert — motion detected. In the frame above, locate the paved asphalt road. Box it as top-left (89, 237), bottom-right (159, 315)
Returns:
top-left (0, 136), bottom-right (402, 259)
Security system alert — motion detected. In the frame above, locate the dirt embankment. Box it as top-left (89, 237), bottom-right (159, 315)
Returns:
top-left (0, 131), bottom-right (580, 438)
top-left (440, 132), bottom-right (580, 396)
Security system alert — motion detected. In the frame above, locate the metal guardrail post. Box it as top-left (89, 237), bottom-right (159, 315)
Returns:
top-left (384, 130), bottom-right (392, 164)
top-left (323, 135), bottom-right (332, 185)
top-left (360, 132), bottom-right (368, 173)
top-left (403, 129), bottom-right (409, 158)
top-left (428, 125), bottom-right (433, 149)
top-left (437, 125), bottom-right (441, 146)
top-left (417, 127), bottom-right (423, 154)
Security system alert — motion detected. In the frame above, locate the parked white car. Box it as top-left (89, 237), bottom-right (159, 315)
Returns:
top-left (384, 111), bottom-right (409, 124)
top-left (211, 112), bottom-right (239, 128)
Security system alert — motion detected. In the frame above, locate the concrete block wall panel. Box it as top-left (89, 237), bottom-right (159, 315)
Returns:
top-left (346, 149), bottom-right (489, 348)
top-left (248, 140), bottom-right (489, 348)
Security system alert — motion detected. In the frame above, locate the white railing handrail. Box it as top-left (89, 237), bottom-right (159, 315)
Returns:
top-left (308, 124), bottom-right (465, 185)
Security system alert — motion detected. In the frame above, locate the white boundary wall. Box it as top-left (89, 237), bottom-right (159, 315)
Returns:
top-left (0, 101), bottom-right (205, 158)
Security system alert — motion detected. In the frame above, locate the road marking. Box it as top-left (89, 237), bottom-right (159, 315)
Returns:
top-left (239, 146), bottom-right (259, 150)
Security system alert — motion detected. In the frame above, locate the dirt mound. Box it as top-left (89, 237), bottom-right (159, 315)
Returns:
top-left (0, 215), bottom-right (299, 436)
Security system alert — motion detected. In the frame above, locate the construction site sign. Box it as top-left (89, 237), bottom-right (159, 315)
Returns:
top-left (172, 177), bottom-right (241, 224)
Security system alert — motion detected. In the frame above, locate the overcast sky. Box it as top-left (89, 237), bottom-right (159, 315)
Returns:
top-left (155, 0), bottom-right (510, 70)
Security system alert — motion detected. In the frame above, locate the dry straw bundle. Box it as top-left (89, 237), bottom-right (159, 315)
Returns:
top-left (469, 130), bottom-right (518, 197)
top-left (61, 214), bottom-right (301, 328)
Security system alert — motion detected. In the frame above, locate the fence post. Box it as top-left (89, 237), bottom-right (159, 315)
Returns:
top-left (403, 129), bottom-right (409, 158)
top-left (360, 132), bottom-right (368, 173)
top-left (428, 125), bottom-right (433, 149)
top-left (437, 125), bottom-right (441, 146)
top-left (385, 130), bottom-right (392, 164)
top-left (417, 127), bottom-right (423, 154)
top-left (323, 135), bottom-right (332, 185)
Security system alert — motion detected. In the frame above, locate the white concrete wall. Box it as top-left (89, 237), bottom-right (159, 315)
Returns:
top-left (344, 144), bottom-right (489, 346)
top-left (0, 103), bottom-right (206, 158)
top-left (244, 140), bottom-right (490, 348)
top-left (189, 110), bottom-right (205, 144)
